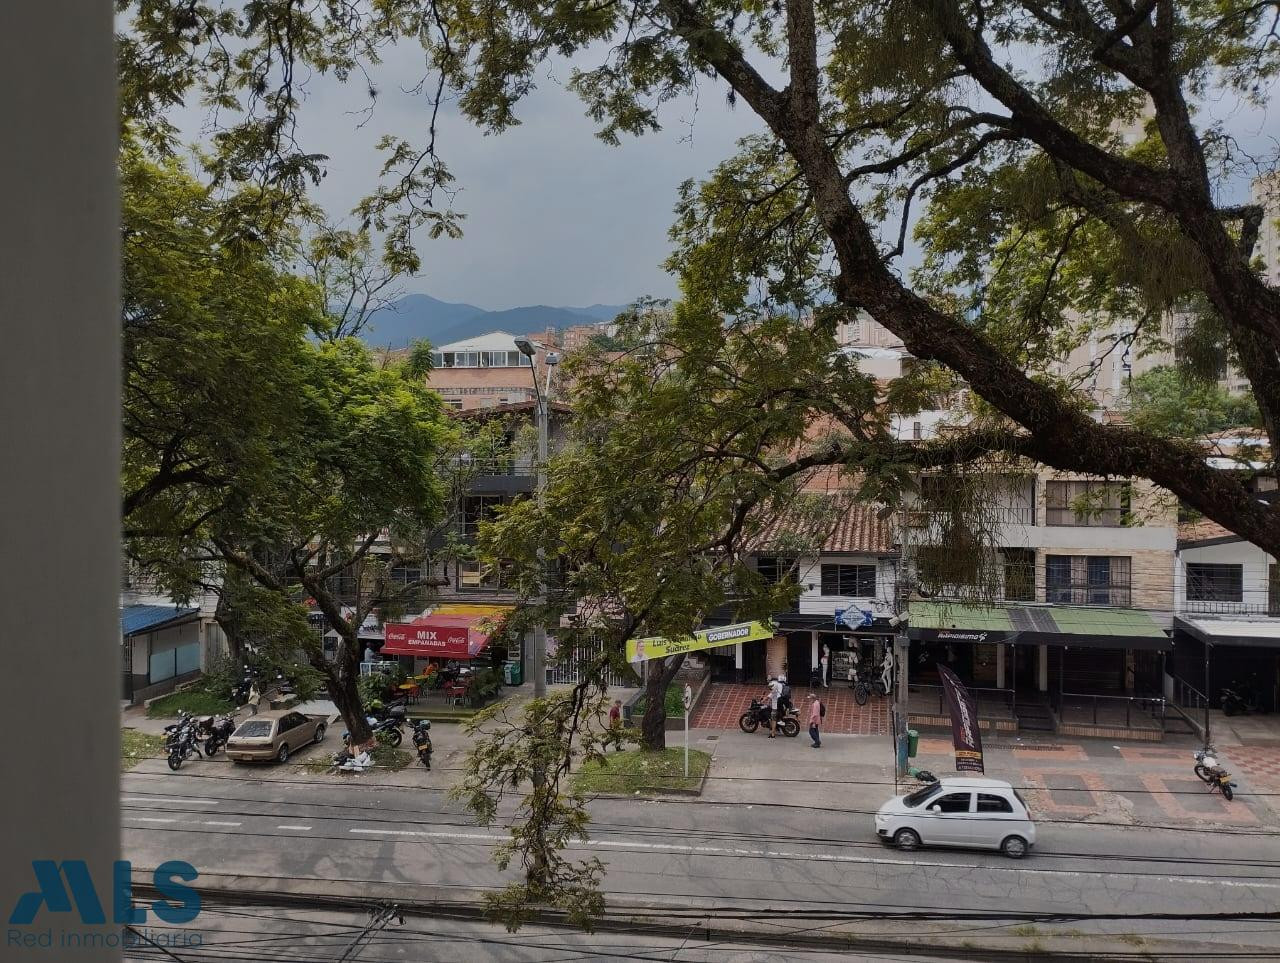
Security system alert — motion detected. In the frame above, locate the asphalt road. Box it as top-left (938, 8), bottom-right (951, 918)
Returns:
top-left (119, 765), bottom-right (1280, 960)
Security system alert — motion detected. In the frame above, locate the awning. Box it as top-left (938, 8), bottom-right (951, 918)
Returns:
top-left (381, 612), bottom-right (503, 658)
top-left (908, 601), bottom-right (1172, 651)
top-left (1174, 615), bottom-right (1280, 651)
top-left (121, 605), bottom-right (199, 637)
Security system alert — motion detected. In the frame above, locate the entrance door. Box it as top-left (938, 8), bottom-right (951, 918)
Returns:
top-left (785, 632), bottom-right (813, 685)
top-left (1014, 645), bottom-right (1038, 692)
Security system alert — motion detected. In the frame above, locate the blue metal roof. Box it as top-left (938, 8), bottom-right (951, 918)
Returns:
top-left (120, 604), bottom-right (199, 636)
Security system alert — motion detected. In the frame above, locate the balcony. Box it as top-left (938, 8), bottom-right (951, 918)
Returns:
top-left (1182, 599), bottom-right (1280, 616)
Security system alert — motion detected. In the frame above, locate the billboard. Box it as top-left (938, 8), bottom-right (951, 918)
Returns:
top-left (937, 664), bottom-right (985, 773)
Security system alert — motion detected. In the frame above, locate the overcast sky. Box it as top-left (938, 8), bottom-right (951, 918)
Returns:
top-left (183, 41), bottom-right (1280, 311)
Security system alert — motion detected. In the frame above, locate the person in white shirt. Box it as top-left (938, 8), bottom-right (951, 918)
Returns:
top-left (766, 676), bottom-right (784, 737)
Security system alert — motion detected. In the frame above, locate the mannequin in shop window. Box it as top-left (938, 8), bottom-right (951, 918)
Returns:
top-left (880, 647), bottom-right (894, 695)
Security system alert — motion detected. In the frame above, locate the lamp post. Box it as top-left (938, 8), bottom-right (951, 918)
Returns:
top-left (514, 337), bottom-right (559, 699)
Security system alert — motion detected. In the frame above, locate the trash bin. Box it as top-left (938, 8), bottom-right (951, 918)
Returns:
top-left (503, 662), bottom-right (523, 686)
top-left (907, 728), bottom-right (919, 758)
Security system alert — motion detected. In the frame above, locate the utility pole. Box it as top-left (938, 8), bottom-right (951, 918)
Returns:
top-left (515, 337), bottom-right (558, 699)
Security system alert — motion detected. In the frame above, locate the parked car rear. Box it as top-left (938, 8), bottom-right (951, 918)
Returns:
top-left (874, 777), bottom-right (1036, 858)
top-left (225, 710), bottom-right (327, 764)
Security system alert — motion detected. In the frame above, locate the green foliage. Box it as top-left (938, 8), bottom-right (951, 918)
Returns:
top-left (631, 686), bottom-right (686, 719)
top-left (120, 730), bottom-right (167, 772)
top-left (1128, 367), bottom-right (1260, 439)
top-left (570, 748), bottom-right (710, 796)
top-left (145, 690), bottom-right (233, 719)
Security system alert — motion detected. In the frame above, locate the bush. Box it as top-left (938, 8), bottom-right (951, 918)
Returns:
top-left (633, 685), bottom-right (686, 719)
top-left (466, 667), bottom-right (502, 706)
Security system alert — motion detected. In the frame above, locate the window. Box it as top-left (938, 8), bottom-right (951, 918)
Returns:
top-left (757, 557), bottom-right (796, 584)
top-left (1046, 480), bottom-right (1129, 527)
top-left (1001, 548), bottom-right (1035, 602)
top-left (933, 792), bottom-right (972, 814)
top-left (820, 563), bottom-right (876, 597)
top-left (1046, 555), bottom-right (1132, 606)
top-left (1186, 563), bottom-right (1243, 603)
top-left (912, 421), bottom-right (922, 440)
top-left (976, 793), bottom-right (1014, 814)
top-left (463, 495), bottom-right (507, 537)
top-left (389, 564), bottom-right (421, 587)
top-left (903, 782), bottom-right (943, 808)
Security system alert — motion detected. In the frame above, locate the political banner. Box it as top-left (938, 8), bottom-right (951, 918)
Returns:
top-left (937, 663), bottom-right (985, 773)
top-left (626, 620), bottom-right (773, 663)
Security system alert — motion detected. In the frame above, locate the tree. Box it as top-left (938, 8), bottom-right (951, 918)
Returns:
top-left (1128, 366), bottom-right (1260, 439)
top-left (406, 0), bottom-right (1280, 555)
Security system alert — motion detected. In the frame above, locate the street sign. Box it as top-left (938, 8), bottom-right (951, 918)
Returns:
top-left (683, 684), bottom-right (693, 777)
top-left (835, 608), bottom-right (874, 630)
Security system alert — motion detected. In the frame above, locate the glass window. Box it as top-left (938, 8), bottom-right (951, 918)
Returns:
top-left (1002, 548), bottom-right (1035, 602)
top-left (1186, 563), bottom-right (1243, 602)
top-left (820, 564), bottom-right (876, 597)
top-left (439, 352), bottom-right (455, 367)
top-left (903, 783), bottom-right (943, 808)
top-left (1046, 480), bottom-right (1129, 527)
top-left (933, 792), bottom-right (972, 814)
top-left (976, 793), bottom-right (1013, 814)
top-left (757, 557), bottom-right (796, 584)
top-left (234, 720), bottom-right (273, 738)
top-left (1047, 555), bottom-right (1131, 606)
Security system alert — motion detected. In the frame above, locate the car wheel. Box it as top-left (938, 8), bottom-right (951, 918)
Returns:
top-left (313, 724), bottom-right (326, 744)
top-left (893, 828), bottom-right (921, 851)
top-left (1001, 835), bottom-right (1029, 859)
top-left (738, 713), bottom-right (759, 734)
top-left (277, 744), bottom-right (290, 764)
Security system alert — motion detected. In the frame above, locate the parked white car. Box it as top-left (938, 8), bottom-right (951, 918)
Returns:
top-left (875, 777), bottom-right (1036, 858)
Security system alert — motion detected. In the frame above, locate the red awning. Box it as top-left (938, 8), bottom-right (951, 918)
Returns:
top-left (381, 614), bottom-right (494, 659)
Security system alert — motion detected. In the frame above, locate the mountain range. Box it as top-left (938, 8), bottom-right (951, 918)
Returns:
top-left (358, 294), bottom-right (630, 348)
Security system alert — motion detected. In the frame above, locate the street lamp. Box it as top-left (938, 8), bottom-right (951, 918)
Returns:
top-left (515, 336), bottom-right (558, 698)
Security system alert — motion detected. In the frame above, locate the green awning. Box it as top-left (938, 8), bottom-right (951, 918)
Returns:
top-left (908, 601), bottom-right (1170, 651)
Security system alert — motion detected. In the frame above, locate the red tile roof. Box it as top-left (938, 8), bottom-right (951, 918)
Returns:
top-left (1178, 516), bottom-right (1237, 545)
top-left (746, 494), bottom-right (894, 555)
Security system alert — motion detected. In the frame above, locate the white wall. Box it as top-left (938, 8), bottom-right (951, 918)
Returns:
top-left (1177, 539), bottom-right (1276, 614)
top-left (791, 555), bottom-right (898, 616)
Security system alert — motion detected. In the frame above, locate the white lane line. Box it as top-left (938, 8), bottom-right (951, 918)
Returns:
top-left (345, 827), bottom-right (1280, 890)
top-left (277, 825), bottom-right (313, 831)
top-left (131, 817), bottom-right (176, 824)
top-left (202, 821), bottom-right (242, 828)
top-left (122, 796), bottom-right (219, 806)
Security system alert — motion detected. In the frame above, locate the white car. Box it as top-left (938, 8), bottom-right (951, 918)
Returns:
top-left (874, 777), bottom-right (1035, 858)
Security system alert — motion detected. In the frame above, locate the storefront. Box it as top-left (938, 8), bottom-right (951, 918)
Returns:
top-left (379, 604), bottom-right (512, 675)
top-left (1172, 616), bottom-right (1280, 713)
top-left (704, 612), bottom-right (895, 685)
top-left (907, 601), bottom-right (1173, 737)
top-left (120, 604), bottom-right (202, 703)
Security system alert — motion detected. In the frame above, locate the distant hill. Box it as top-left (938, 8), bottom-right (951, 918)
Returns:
top-left (358, 294), bottom-right (629, 349)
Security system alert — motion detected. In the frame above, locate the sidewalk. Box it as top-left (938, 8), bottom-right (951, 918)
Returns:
top-left (684, 725), bottom-right (1280, 829)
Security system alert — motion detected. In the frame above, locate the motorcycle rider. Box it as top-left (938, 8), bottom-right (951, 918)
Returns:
top-left (766, 676), bottom-right (784, 738)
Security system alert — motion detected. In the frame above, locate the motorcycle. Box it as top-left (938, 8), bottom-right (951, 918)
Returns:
top-left (342, 704), bottom-right (406, 748)
top-left (199, 712), bottom-right (238, 757)
top-left (1193, 745), bottom-right (1238, 801)
top-left (163, 716), bottom-right (203, 771)
top-left (1220, 682), bottom-right (1264, 717)
top-left (739, 698), bottom-right (800, 738)
top-left (411, 719), bottom-right (433, 770)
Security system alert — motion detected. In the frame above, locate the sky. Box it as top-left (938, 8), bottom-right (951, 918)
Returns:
top-left (178, 35), bottom-right (1280, 313)
top-left (235, 43), bottom-right (765, 310)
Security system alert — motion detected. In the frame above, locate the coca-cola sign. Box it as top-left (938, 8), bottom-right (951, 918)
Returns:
top-left (383, 621), bottom-right (471, 657)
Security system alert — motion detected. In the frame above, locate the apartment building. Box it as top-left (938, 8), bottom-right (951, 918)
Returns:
top-left (1171, 511), bottom-right (1280, 715)
top-left (427, 330), bottom-right (556, 410)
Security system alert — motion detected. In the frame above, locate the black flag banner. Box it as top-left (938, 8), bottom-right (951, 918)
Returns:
top-left (937, 664), bottom-right (985, 773)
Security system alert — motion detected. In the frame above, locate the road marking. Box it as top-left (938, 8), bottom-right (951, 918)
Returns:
top-left (131, 817), bottom-right (176, 824)
top-left (202, 821), bottom-right (242, 828)
top-left (277, 825), bottom-right (313, 831)
top-left (122, 796), bottom-right (218, 806)
top-left (344, 828), bottom-right (1280, 890)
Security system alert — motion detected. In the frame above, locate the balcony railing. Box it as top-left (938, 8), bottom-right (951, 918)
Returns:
top-left (908, 683), bottom-right (1016, 720)
top-left (1055, 690), bottom-right (1165, 730)
top-left (1045, 508), bottom-right (1126, 527)
top-left (1045, 583), bottom-right (1132, 607)
top-left (1182, 599), bottom-right (1280, 616)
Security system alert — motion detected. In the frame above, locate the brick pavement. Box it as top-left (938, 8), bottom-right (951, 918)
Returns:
top-left (691, 683), bottom-right (889, 735)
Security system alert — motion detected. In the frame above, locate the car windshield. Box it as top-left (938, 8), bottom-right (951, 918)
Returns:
top-left (902, 783), bottom-right (943, 808)
top-left (233, 721), bottom-right (273, 738)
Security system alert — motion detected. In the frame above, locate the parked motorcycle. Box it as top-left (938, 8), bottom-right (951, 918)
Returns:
top-left (739, 698), bottom-right (800, 737)
top-left (411, 719), bottom-right (433, 770)
top-left (199, 712), bottom-right (238, 757)
top-left (1220, 682), bottom-right (1264, 717)
top-left (1193, 744), bottom-right (1238, 801)
top-left (164, 716), bottom-right (203, 771)
top-left (342, 705), bottom-right (406, 748)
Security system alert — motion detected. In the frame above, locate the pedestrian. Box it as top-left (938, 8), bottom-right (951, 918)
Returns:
top-left (766, 676), bottom-right (783, 738)
top-left (608, 698), bottom-right (623, 751)
top-left (808, 694), bottom-right (824, 748)
top-left (247, 681), bottom-right (261, 716)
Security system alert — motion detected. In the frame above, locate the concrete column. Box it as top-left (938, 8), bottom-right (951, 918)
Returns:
top-left (810, 633), bottom-right (819, 675)
top-left (996, 643), bottom-right (1006, 689)
top-left (1038, 644), bottom-right (1049, 692)
top-left (734, 642), bottom-right (744, 669)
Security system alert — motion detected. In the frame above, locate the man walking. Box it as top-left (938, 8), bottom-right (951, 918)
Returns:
top-left (807, 694), bottom-right (823, 748)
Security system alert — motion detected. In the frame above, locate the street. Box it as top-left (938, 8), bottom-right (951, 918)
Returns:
top-left (119, 732), bottom-right (1280, 961)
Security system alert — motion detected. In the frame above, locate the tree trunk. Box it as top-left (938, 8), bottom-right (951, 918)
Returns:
top-left (321, 635), bottom-right (373, 745)
top-left (640, 654), bottom-right (686, 751)
top-left (213, 590), bottom-right (244, 663)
